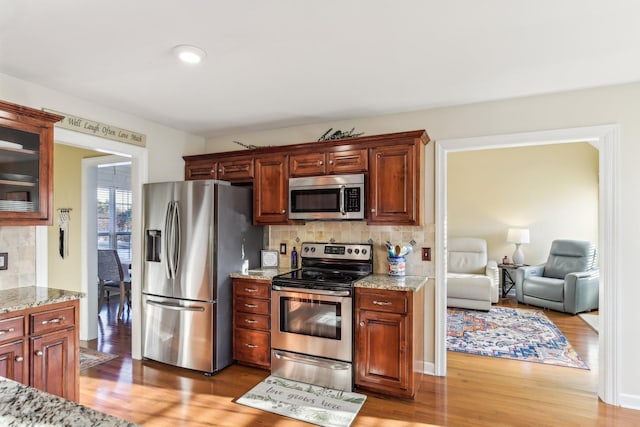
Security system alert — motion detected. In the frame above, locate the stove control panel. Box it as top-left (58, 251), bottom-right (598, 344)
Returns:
top-left (301, 242), bottom-right (372, 261)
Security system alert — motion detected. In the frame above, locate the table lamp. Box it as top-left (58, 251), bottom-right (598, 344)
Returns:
top-left (507, 228), bottom-right (530, 265)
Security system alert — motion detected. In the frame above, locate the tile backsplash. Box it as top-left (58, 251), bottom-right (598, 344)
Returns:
top-left (268, 221), bottom-right (435, 277)
top-left (0, 226), bottom-right (36, 290)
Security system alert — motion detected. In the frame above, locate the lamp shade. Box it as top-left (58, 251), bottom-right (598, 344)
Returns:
top-left (507, 228), bottom-right (530, 244)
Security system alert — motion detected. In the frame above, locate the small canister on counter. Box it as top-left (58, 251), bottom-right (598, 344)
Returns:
top-left (388, 255), bottom-right (406, 276)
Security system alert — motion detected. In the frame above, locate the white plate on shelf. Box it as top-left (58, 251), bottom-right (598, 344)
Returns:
top-left (0, 200), bottom-right (34, 211)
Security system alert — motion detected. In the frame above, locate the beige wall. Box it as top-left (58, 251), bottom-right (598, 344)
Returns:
top-left (46, 144), bottom-right (102, 292)
top-left (448, 143), bottom-right (599, 265)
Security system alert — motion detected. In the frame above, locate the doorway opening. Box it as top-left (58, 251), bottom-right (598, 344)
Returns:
top-left (434, 124), bottom-right (620, 405)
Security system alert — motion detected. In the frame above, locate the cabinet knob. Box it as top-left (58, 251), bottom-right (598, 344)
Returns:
top-left (281, 210), bottom-right (286, 214)
top-left (15, 356), bottom-right (24, 363)
top-left (218, 169), bottom-right (222, 173)
top-left (371, 208), bottom-right (376, 213)
top-left (373, 300), bottom-right (393, 306)
top-left (244, 288), bottom-right (258, 293)
top-left (35, 350), bottom-right (43, 357)
top-left (359, 321), bottom-right (365, 327)
top-left (245, 344), bottom-right (259, 349)
top-left (0, 327), bottom-right (15, 335)
top-left (319, 161), bottom-right (324, 165)
top-left (329, 160), bottom-right (334, 164)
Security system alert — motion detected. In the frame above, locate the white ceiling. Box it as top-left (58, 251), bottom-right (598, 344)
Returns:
top-left (2, 1), bottom-right (640, 138)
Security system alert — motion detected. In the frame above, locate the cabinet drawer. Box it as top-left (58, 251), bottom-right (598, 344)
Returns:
top-left (235, 296), bottom-right (270, 315)
top-left (30, 307), bottom-right (76, 335)
top-left (234, 280), bottom-right (270, 299)
top-left (235, 312), bottom-right (270, 331)
top-left (0, 316), bottom-right (24, 342)
top-left (234, 329), bottom-right (270, 367)
top-left (357, 290), bottom-right (407, 314)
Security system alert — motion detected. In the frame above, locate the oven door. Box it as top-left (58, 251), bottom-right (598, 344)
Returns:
top-left (271, 286), bottom-right (352, 362)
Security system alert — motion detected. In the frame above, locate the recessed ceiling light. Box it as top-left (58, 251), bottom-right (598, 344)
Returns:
top-left (173, 44), bottom-right (206, 64)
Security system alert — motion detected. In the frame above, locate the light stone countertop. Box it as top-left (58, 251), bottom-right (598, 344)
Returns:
top-left (0, 286), bottom-right (84, 314)
top-left (231, 269), bottom-right (428, 292)
top-left (230, 268), bottom-right (292, 281)
top-left (0, 376), bottom-right (138, 427)
top-left (354, 274), bottom-right (428, 292)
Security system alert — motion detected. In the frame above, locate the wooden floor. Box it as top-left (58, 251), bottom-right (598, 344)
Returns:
top-left (80, 296), bottom-right (640, 426)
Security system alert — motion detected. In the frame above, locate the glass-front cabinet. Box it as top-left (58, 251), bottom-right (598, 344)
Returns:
top-left (0, 100), bottom-right (63, 225)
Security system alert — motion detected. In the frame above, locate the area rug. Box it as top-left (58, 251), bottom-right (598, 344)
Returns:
top-left (447, 307), bottom-right (589, 369)
top-left (235, 375), bottom-right (367, 427)
top-left (578, 313), bottom-right (599, 334)
top-left (79, 347), bottom-right (118, 371)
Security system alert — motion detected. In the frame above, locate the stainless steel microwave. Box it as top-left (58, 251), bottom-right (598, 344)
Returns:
top-left (288, 174), bottom-right (365, 220)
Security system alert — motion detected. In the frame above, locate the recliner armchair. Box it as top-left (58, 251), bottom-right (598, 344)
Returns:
top-left (447, 237), bottom-right (499, 311)
top-left (515, 239), bottom-right (599, 314)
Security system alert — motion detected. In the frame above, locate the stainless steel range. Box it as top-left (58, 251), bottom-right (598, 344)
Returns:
top-left (271, 242), bottom-right (373, 391)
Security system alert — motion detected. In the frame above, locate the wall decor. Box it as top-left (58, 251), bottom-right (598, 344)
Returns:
top-left (318, 127), bottom-right (364, 142)
top-left (0, 253), bottom-right (7, 270)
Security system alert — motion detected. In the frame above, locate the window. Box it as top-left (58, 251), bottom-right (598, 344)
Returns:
top-left (97, 163), bottom-right (132, 263)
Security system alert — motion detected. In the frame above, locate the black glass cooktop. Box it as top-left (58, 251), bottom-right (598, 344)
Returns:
top-left (274, 268), bottom-right (370, 285)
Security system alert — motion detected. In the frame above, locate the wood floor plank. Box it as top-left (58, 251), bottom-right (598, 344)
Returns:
top-left (79, 295), bottom-right (640, 426)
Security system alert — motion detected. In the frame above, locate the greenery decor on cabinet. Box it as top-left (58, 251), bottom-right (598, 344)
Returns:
top-left (0, 99), bottom-right (63, 226)
top-left (184, 130), bottom-right (429, 226)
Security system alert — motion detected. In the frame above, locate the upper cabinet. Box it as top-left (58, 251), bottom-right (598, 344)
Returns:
top-left (254, 154), bottom-right (289, 225)
top-left (0, 100), bottom-right (63, 226)
top-left (184, 130), bottom-right (429, 226)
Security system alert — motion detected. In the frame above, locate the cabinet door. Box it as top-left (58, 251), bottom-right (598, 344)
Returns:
top-left (327, 149), bottom-right (368, 174)
top-left (0, 339), bottom-right (27, 383)
top-left (355, 309), bottom-right (409, 394)
top-left (254, 154), bottom-right (289, 224)
top-left (218, 158), bottom-right (254, 182)
top-left (289, 152), bottom-right (326, 177)
top-left (185, 159), bottom-right (217, 180)
top-left (368, 144), bottom-right (417, 224)
top-left (31, 327), bottom-right (76, 401)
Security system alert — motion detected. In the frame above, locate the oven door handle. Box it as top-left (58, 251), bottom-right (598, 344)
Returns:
top-left (273, 351), bottom-right (351, 370)
top-left (272, 285), bottom-right (351, 297)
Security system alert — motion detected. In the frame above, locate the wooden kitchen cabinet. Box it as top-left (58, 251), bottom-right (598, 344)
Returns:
top-left (233, 278), bottom-right (271, 369)
top-left (368, 141), bottom-right (423, 225)
top-left (0, 100), bottom-right (63, 226)
top-left (354, 287), bottom-right (424, 399)
top-left (184, 129), bottom-right (429, 225)
top-left (0, 299), bottom-right (79, 402)
top-left (185, 159), bottom-right (217, 180)
top-left (254, 154), bottom-right (289, 225)
top-left (289, 148), bottom-right (367, 177)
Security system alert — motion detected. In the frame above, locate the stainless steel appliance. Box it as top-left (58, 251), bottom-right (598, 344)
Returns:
top-left (271, 242), bottom-right (373, 391)
top-left (288, 174), bottom-right (365, 221)
top-left (142, 180), bottom-right (263, 374)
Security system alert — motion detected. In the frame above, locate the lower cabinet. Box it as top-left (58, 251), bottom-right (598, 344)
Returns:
top-left (0, 299), bottom-right (79, 402)
top-left (233, 278), bottom-right (271, 369)
top-left (354, 286), bottom-right (424, 399)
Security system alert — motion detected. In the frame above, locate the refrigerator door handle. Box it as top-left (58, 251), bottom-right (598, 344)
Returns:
top-left (146, 299), bottom-right (206, 312)
top-left (172, 201), bottom-right (181, 278)
top-left (164, 201), bottom-right (174, 279)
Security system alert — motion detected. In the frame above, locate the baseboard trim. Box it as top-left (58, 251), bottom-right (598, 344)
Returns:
top-left (618, 393), bottom-right (640, 411)
top-left (422, 361), bottom-right (436, 376)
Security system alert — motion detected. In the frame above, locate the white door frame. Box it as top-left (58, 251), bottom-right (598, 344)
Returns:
top-left (37, 127), bottom-right (147, 358)
top-left (434, 124), bottom-right (620, 405)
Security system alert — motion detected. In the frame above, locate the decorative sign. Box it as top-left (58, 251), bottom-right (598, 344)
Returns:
top-left (44, 109), bottom-right (146, 147)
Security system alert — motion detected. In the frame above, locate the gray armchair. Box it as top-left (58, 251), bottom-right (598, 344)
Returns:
top-left (515, 239), bottom-right (599, 314)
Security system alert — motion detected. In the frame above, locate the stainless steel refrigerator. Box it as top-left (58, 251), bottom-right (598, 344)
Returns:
top-left (141, 180), bottom-right (263, 373)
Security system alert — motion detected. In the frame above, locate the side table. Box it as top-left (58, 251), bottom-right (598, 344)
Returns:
top-left (498, 263), bottom-right (528, 298)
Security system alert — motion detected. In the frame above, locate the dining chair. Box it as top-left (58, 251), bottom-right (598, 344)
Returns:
top-left (97, 249), bottom-right (131, 319)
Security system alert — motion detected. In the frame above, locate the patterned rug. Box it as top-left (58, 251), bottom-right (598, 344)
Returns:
top-left (79, 347), bottom-right (118, 371)
top-left (447, 307), bottom-right (589, 369)
top-left (236, 375), bottom-right (367, 427)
